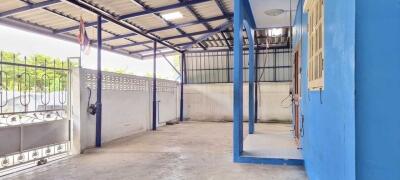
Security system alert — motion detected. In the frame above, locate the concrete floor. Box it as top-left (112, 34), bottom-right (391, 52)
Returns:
top-left (243, 123), bottom-right (303, 160)
top-left (8, 121), bottom-right (307, 180)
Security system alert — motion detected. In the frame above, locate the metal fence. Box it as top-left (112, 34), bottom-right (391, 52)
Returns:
top-left (185, 49), bottom-right (292, 84)
top-left (0, 52), bottom-right (71, 174)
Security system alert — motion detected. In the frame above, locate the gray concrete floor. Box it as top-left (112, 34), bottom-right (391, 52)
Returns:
top-left (8, 121), bottom-right (307, 180)
top-left (243, 123), bottom-right (303, 160)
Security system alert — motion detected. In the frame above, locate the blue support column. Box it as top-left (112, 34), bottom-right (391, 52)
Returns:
top-left (231, 0), bottom-right (303, 166)
top-left (183, 53), bottom-right (188, 84)
top-left (254, 27), bottom-right (259, 124)
top-left (255, 48), bottom-right (259, 124)
top-left (233, 0), bottom-right (244, 162)
top-left (245, 22), bottom-right (255, 134)
top-left (179, 53), bottom-right (185, 122)
top-left (152, 41), bottom-right (157, 130)
top-left (95, 15), bottom-right (102, 147)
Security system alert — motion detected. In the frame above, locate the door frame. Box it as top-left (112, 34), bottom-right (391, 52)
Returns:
top-left (293, 43), bottom-right (302, 142)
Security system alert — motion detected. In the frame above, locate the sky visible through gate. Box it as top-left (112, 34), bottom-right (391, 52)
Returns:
top-left (0, 24), bottom-right (180, 81)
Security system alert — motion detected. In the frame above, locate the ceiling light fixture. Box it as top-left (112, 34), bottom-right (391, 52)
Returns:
top-left (264, 9), bottom-right (285, 16)
top-left (161, 12), bottom-right (183, 21)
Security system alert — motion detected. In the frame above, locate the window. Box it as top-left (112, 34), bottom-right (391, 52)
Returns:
top-left (305, 0), bottom-right (324, 90)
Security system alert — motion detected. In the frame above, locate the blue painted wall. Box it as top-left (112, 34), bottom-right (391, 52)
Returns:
top-left (355, 0), bottom-right (400, 179)
top-left (293, 0), bottom-right (356, 179)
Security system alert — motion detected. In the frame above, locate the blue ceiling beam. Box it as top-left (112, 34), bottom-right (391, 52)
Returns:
top-left (0, 0), bottom-right (62, 18)
top-left (114, 28), bottom-right (225, 50)
top-left (243, 0), bottom-right (256, 28)
top-left (118, 0), bottom-right (211, 20)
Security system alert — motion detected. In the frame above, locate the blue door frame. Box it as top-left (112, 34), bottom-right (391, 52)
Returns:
top-left (232, 0), bottom-right (303, 166)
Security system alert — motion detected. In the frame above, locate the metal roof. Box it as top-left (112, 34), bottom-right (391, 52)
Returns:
top-left (0, 0), bottom-right (291, 60)
top-left (0, 0), bottom-right (235, 59)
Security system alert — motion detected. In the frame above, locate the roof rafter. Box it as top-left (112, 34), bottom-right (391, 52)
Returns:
top-left (221, 31), bottom-right (232, 50)
top-left (119, 0), bottom-right (210, 20)
top-left (178, 0), bottom-right (214, 50)
top-left (90, 14), bottom-right (232, 44)
top-left (14, 0), bottom-right (154, 56)
top-left (54, 0), bottom-right (210, 34)
top-left (63, 0), bottom-right (180, 52)
top-left (214, 0), bottom-right (230, 17)
top-left (147, 14), bottom-right (231, 33)
top-left (129, 0), bottom-right (206, 50)
top-left (113, 29), bottom-right (224, 50)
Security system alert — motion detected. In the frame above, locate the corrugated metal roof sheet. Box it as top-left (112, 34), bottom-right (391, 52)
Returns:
top-left (0, 0), bottom-right (26, 13)
top-left (179, 24), bottom-right (207, 34)
top-left (0, 0), bottom-right (237, 59)
top-left (192, 1), bottom-right (223, 18)
top-left (142, 0), bottom-right (179, 9)
top-left (86, 0), bottom-right (143, 16)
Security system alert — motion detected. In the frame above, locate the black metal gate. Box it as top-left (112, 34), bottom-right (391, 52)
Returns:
top-left (0, 52), bottom-right (72, 175)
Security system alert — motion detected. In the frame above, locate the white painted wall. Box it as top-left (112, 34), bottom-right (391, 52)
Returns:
top-left (71, 68), bottom-right (178, 154)
top-left (183, 82), bottom-right (291, 122)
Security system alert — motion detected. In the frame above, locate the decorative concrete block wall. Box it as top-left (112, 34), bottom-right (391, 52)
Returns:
top-left (71, 68), bottom-right (178, 153)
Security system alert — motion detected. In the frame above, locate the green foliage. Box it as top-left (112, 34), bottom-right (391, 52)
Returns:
top-left (0, 50), bottom-right (75, 92)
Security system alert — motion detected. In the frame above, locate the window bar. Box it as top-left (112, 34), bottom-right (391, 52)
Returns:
top-left (208, 52), bottom-right (211, 83)
top-left (200, 53), bottom-right (203, 84)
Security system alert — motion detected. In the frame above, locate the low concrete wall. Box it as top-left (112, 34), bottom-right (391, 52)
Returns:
top-left (183, 83), bottom-right (291, 122)
top-left (71, 68), bottom-right (178, 154)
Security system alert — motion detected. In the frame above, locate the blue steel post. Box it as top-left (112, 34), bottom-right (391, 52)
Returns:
top-left (233, 0), bottom-right (244, 161)
top-left (95, 15), bottom-right (102, 147)
top-left (184, 53), bottom-right (188, 84)
top-left (152, 41), bottom-right (157, 130)
top-left (254, 47), bottom-right (259, 124)
top-left (246, 23), bottom-right (255, 134)
top-left (179, 53), bottom-right (185, 122)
